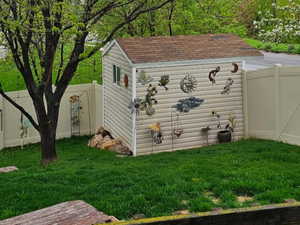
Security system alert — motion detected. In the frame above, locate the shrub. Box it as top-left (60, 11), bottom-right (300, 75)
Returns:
top-left (288, 45), bottom-right (295, 53)
top-left (264, 44), bottom-right (272, 51)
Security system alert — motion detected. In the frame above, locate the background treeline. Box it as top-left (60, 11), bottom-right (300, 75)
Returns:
top-left (99, 0), bottom-right (300, 43)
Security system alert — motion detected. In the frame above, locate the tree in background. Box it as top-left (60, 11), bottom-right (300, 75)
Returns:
top-left (253, 0), bottom-right (300, 43)
top-left (102, 0), bottom-right (248, 38)
top-left (0, 0), bottom-right (175, 165)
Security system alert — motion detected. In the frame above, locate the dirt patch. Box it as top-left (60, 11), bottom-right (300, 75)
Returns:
top-left (237, 196), bottom-right (254, 203)
top-left (203, 191), bottom-right (221, 204)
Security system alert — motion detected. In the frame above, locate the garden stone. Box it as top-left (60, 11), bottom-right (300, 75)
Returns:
top-left (0, 166), bottom-right (18, 173)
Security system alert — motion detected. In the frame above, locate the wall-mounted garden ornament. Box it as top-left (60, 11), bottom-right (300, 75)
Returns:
top-left (209, 66), bottom-right (221, 85)
top-left (172, 97), bottom-right (204, 113)
top-left (231, 63), bottom-right (239, 73)
top-left (70, 95), bottom-right (81, 136)
top-left (128, 98), bottom-right (143, 115)
top-left (201, 126), bottom-right (211, 146)
top-left (211, 111), bottom-right (221, 129)
top-left (137, 70), bottom-right (153, 85)
top-left (149, 122), bottom-right (163, 144)
top-left (221, 78), bottom-right (234, 95)
top-left (172, 113), bottom-right (184, 138)
top-left (140, 84), bottom-right (158, 116)
top-left (180, 74), bottom-right (197, 93)
top-left (158, 75), bottom-right (170, 91)
top-left (124, 74), bottom-right (129, 88)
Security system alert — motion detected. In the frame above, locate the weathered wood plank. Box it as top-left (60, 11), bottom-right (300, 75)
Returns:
top-left (0, 200), bottom-right (118, 225)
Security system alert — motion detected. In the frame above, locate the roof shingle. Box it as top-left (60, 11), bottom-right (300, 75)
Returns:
top-left (116, 34), bottom-right (263, 64)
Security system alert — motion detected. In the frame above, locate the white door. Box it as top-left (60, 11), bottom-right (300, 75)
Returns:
top-left (0, 96), bottom-right (4, 150)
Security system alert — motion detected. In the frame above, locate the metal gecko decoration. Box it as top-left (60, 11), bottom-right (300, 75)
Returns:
top-left (158, 75), bottom-right (170, 90)
top-left (172, 97), bottom-right (204, 113)
top-left (128, 98), bottom-right (143, 115)
top-left (137, 70), bottom-right (153, 85)
top-left (221, 78), bottom-right (234, 95)
top-left (231, 63), bottom-right (239, 73)
top-left (140, 84), bottom-right (158, 116)
top-left (180, 74), bottom-right (197, 93)
top-left (208, 66), bottom-right (221, 85)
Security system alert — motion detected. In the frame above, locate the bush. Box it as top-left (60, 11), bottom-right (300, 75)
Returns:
top-left (296, 46), bottom-right (300, 54)
top-left (264, 44), bottom-right (272, 51)
top-left (288, 45), bottom-right (295, 53)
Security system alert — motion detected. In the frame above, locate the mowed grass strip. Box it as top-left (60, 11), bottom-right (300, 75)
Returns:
top-left (1, 137), bottom-right (300, 220)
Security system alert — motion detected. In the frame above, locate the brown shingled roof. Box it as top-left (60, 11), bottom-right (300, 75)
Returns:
top-left (116, 34), bottom-right (263, 64)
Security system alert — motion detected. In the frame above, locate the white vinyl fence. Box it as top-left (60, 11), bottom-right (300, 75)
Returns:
top-left (0, 82), bottom-right (102, 150)
top-left (1, 65), bottom-right (300, 151)
top-left (244, 65), bottom-right (300, 146)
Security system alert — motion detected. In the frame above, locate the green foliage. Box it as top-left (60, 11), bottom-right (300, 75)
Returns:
top-left (245, 38), bottom-right (300, 54)
top-left (1, 137), bottom-right (300, 219)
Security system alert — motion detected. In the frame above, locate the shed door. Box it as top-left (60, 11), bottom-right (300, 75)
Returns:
top-left (0, 96), bottom-right (4, 150)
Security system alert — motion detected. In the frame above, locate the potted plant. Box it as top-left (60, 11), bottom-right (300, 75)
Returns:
top-left (217, 113), bottom-right (237, 143)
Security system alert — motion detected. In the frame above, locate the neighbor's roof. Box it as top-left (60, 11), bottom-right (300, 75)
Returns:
top-left (116, 34), bottom-right (263, 64)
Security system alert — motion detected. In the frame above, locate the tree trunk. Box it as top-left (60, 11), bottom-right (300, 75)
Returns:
top-left (40, 126), bottom-right (57, 165)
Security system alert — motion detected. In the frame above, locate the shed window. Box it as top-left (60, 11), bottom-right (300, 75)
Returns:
top-left (113, 65), bottom-right (121, 85)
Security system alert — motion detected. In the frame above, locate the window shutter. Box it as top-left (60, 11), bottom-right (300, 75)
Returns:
top-left (117, 67), bottom-right (121, 85)
top-left (113, 65), bottom-right (116, 83)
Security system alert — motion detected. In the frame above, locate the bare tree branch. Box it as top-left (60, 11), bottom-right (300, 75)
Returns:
top-left (0, 89), bottom-right (39, 131)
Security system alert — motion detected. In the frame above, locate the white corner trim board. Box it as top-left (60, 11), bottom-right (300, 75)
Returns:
top-left (132, 67), bottom-right (137, 156)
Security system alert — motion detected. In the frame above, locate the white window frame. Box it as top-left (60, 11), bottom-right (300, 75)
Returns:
top-left (113, 65), bottom-right (121, 86)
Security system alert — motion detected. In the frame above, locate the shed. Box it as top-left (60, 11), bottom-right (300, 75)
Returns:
top-left (101, 34), bottom-right (263, 156)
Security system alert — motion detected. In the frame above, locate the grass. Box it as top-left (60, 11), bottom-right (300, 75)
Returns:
top-left (1, 137), bottom-right (300, 220)
top-left (245, 38), bottom-right (300, 54)
top-left (0, 45), bottom-right (102, 92)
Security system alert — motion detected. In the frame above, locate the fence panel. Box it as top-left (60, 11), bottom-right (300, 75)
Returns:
top-left (0, 95), bottom-right (3, 150)
top-left (244, 65), bottom-right (300, 146)
top-left (0, 82), bottom-right (103, 150)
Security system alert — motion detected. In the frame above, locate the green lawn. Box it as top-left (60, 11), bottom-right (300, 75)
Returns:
top-left (0, 45), bottom-right (102, 92)
top-left (1, 137), bottom-right (300, 220)
top-left (245, 38), bottom-right (300, 54)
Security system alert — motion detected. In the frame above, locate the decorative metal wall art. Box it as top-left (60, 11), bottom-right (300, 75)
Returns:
top-left (231, 63), bottom-right (239, 73)
top-left (172, 113), bottom-right (184, 138)
top-left (149, 122), bottom-right (163, 144)
top-left (137, 70), bottom-right (153, 85)
top-left (209, 66), bottom-right (221, 85)
top-left (70, 95), bottom-right (81, 136)
top-left (124, 74), bottom-right (129, 88)
top-left (158, 75), bottom-right (170, 91)
top-left (201, 126), bottom-right (211, 146)
top-left (128, 98), bottom-right (143, 115)
top-left (180, 74), bottom-right (197, 93)
top-left (172, 97), bottom-right (204, 113)
top-left (221, 78), bottom-right (234, 95)
top-left (211, 111), bottom-right (221, 129)
top-left (140, 84), bottom-right (158, 116)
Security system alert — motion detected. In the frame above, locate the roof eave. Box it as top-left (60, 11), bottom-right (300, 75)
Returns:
top-left (133, 56), bottom-right (264, 69)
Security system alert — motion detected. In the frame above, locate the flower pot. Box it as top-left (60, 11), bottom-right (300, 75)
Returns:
top-left (217, 130), bottom-right (232, 143)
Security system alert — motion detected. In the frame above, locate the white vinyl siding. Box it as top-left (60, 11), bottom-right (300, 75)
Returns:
top-left (134, 62), bottom-right (244, 155)
top-left (103, 44), bottom-right (133, 148)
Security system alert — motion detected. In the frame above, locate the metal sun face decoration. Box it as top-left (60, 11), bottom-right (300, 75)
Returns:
top-left (137, 70), bottom-right (154, 85)
top-left (180, 74), bottom-right (197, 93)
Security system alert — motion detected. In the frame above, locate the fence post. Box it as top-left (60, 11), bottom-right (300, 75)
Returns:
top-left (0, 94), bottom-right (4, 150)
top-left (242, 69), bottom-right (249, 138)
top-left (90, 80), bottom-right (97, 134)
top-left (274, 64), bottom-right (282, 140)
